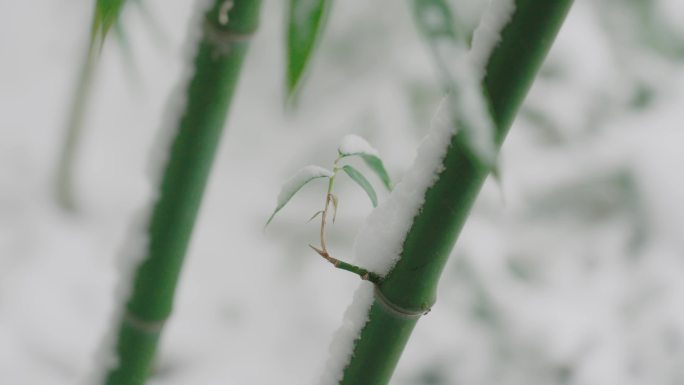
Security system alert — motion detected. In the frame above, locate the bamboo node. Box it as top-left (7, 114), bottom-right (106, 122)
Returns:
top-left (123, 311), bottom-right (166, 334)
top-left (203, 18), bottom-right (255, 57)
top-left (374, 286), bottom-right (431, 318)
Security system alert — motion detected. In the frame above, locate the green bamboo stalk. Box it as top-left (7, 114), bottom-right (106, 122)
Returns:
top-left (100, 1), bottom-right (262, 384)
top-left (335, 1), bottom-right (574, 384)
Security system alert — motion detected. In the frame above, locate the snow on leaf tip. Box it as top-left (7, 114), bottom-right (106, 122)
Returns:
top-left (338, 134), bottom-right (379, 157)
top-left (342, 165), bottom-right (378, 208)
top-left (338, 135), bottom-right (391, 190)
top-left (266, 165), bottom-right (333, 226)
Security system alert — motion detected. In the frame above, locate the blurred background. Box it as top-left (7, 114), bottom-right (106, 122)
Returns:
top-left (1, 0), bottom-right (684, 384)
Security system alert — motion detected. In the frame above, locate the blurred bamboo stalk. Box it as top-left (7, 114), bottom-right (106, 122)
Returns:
top-left (335, 1), bottom-right (574, 384)
top-left (100, 1), bottom-right (262, 384)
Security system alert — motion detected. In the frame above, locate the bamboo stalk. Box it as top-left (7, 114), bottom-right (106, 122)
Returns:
top-left (100, 1), bottom-right (262, 384)
top-left (334, 1), bottom-right (574, 384)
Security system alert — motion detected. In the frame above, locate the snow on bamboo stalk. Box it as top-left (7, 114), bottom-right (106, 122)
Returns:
top-left (320, 1), bottom-right (575, 384)
top-left (88, 1), bottom-right (263, 384)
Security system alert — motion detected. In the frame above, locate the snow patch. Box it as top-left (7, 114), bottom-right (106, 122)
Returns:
top-left (349, 0), bottom-right (517, 276)
top-left (319, 282), bottom-right (375, 385)
top-left (82, 210), bottom-right (150, 384)
top-left (469, 0), bottom-right (516, 77)
top-left (352, 104), bottom-right (456, 275)
top-left (338, 134), bottom-right (380, 158)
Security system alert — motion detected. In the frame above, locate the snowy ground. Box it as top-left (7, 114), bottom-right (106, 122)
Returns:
top-left (1, 0), bottom-right (684, 384)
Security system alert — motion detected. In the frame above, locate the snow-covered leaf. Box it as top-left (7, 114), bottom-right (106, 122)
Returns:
top-left (338, 135), bottom-right (391, 190)
top-left (338, 134), bottom-right (380, 158)
top-left (266, 165), bottom-right (333, 226)
top-left (286, 0), bottom-right (332, 98)
top-left (342, 165), bottom-right (378, 207)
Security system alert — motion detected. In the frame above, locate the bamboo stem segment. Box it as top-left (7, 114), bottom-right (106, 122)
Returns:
top-left (101, 1), bottom-right (262, 384)
top-left (336, 1), bottom-right (574, 384)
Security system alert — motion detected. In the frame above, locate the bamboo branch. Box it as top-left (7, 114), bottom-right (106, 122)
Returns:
top-left (332, 1), bottom-right (575, 384)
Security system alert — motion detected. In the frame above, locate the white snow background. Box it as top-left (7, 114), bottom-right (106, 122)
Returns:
top-left (1, 0), bottom-right (684, 384)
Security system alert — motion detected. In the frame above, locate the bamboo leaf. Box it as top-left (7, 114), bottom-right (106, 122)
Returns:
top-left (337, 134), bottom-right (392, 190)
top-left (266, 165), bottom-right (333, 226)
top-left (93, 0), bottom-right (128, 43)
top-left (342, 165), bottom-right (378, 207)
top-left (360, 154), bottom-right (391, 191)
top-left (286, 0), bottom-right (332, 99)
top-left (55, 0), bottom-right (131, 210)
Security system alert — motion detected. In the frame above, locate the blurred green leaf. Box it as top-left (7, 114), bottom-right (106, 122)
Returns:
top-left (286, 0), bottom-right (332, 100)
top-left (360, 154), bottom-right (391, 191)
top-left (93, 0), bottom-right (128, 44)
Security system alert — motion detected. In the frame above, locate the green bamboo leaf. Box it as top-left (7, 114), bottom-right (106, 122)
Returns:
top-left (286, 0), bottom-right (332, 99)
top-left (55, 0), bottom-right (131, 210)
top-left (342, 165), bottom-right (378, 207)
top-left (266, 165), bottom-right (333, 226)
top-left (360, 154), bottom-right (391, 191)
top-left (338, 134), bottom-right (392, 190)
top-left (93, 0), bottom-right (128, 44)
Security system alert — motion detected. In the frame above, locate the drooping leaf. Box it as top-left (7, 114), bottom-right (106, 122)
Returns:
top-left (266, 165), bottom-right (333, 226)
top-left (342, 165), bottom-right (378, 207)
top-left (338, 135), bottom-right (391, 190)
top-left (286, 0), bottom-right (332, 99)
top-left (359, 154), bottom-right (391, 191)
